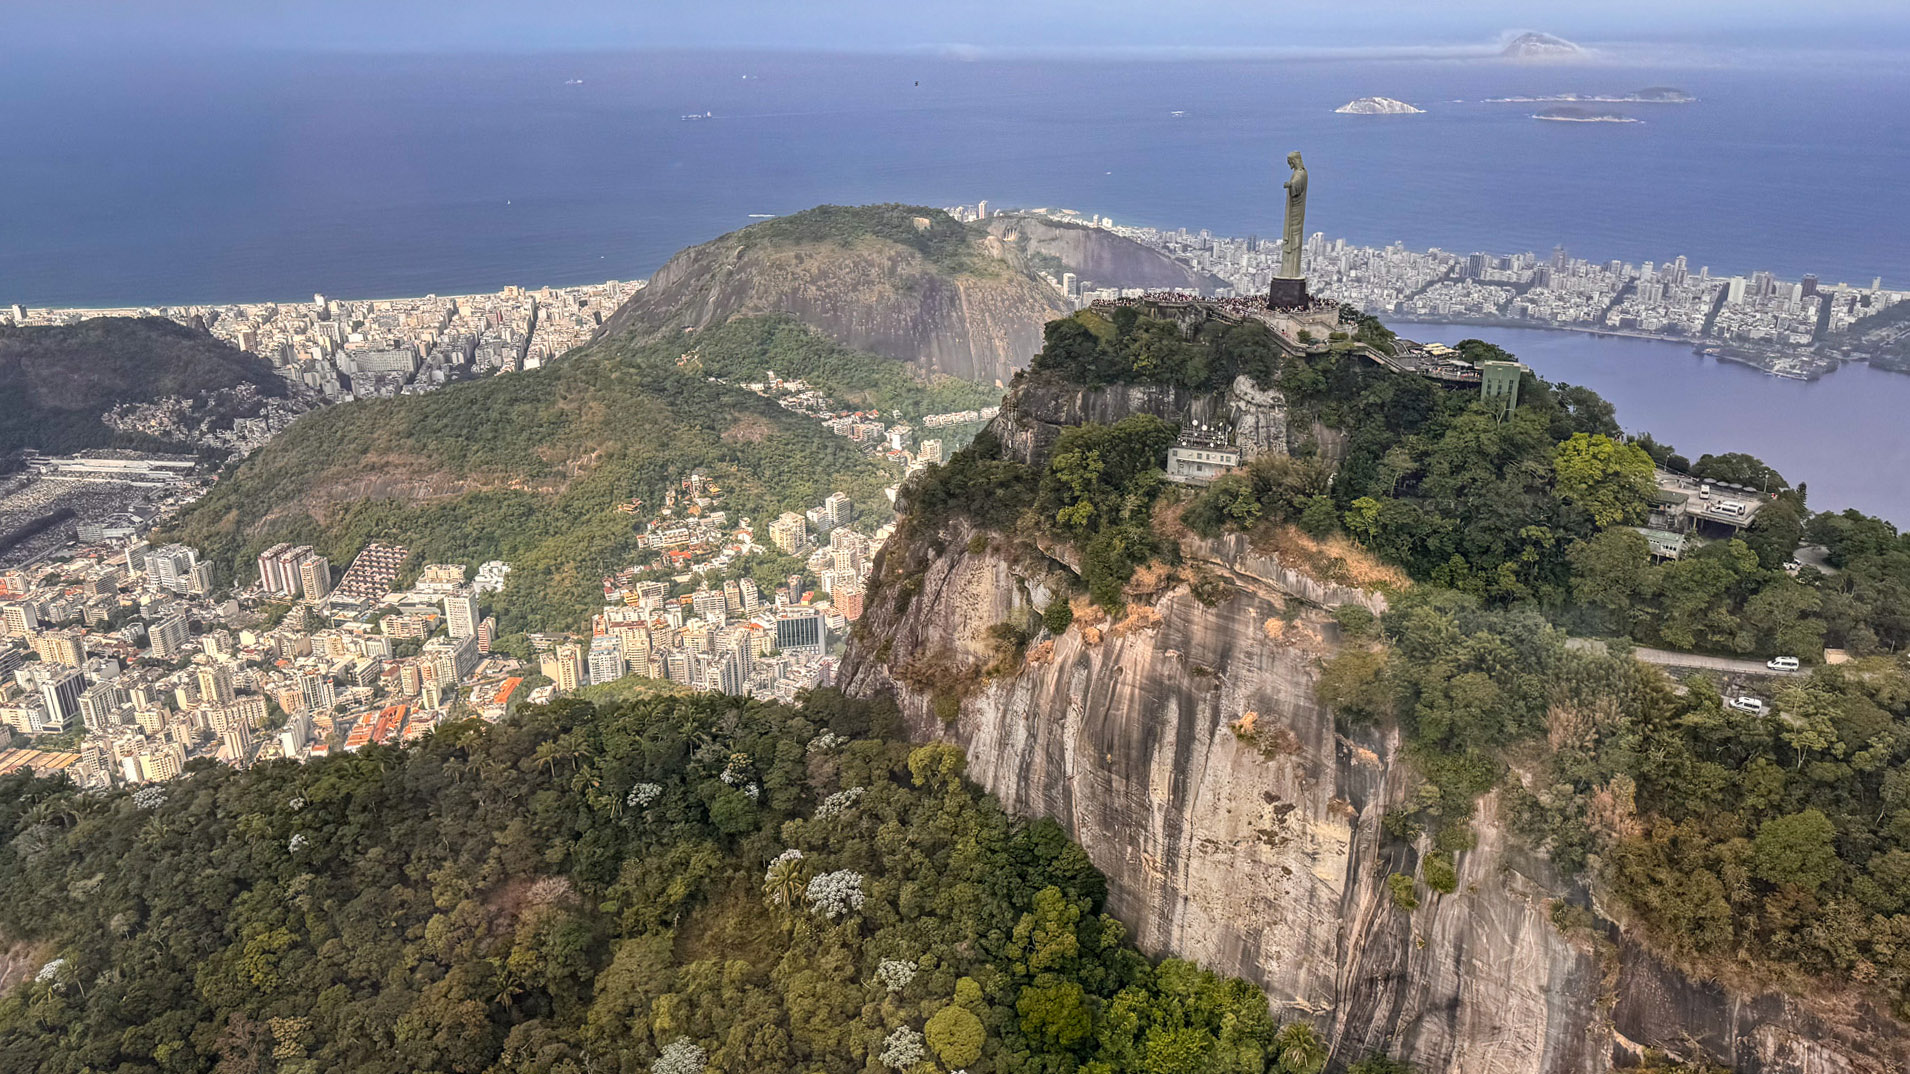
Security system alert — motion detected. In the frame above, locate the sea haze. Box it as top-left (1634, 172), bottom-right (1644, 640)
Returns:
top-left (3, 49), bottom-right (1908, 307)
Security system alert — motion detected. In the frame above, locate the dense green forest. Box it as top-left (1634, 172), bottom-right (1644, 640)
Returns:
top-left (905, 308), bottom-right (1910, 659)
top-left (160, 322), bottom-right (943, 633)
top-left (681, 317), bottom-right (1001, 418)
top-left (0, 317), bottom-right (286, 455)
top-left (724, 205), bottom-right (1003, 275)
top-left (1318, 590), bottom-right (1910, 1016)
top-left (0, 692), bottom-right (1350, 1074)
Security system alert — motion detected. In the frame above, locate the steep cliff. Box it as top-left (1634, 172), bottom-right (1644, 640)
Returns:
top-left (839, 376), bottom-right (1909, 1073)
top-left (981, 214), bottom-right (1230, 293)
top-left (595, 205), bottom-right (1071, 384)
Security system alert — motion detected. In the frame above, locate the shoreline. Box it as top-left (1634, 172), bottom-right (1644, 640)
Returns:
top-left (1385, 315), bottom-right (1888, 382)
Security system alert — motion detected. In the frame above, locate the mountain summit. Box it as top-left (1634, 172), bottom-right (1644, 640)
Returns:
top-left (1502, 30), bottom-right (1586, 61)
top-left (594, 204), bottom-right (1217, 386)
top-left (595, 205), bottom-right (1069, 384)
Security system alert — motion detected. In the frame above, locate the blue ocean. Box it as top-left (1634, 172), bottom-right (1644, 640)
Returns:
top-left (4, 50), bottom-right (1907, 307)
top-left (3, 49), bottom-right (1908, 519)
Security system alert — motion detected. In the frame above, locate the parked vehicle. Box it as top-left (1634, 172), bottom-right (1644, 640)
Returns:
top-left (1727, 696), bottom-right (1769, 716)
top-left (1767, 656), bottom-right (1800, 672)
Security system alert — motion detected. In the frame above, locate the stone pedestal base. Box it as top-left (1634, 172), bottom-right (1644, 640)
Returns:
top-left (1266, 277), bottom-right (1310, 309)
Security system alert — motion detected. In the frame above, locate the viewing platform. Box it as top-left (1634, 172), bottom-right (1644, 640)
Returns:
top-left (1650, 470), bottom-right (1772, 533)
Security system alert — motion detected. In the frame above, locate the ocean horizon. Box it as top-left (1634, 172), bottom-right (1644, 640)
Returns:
top-left (4, 49), bottom-right (1908, 309)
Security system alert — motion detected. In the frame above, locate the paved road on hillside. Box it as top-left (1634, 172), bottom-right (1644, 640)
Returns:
top-left (1565, 637), bottom-right (1787, 677)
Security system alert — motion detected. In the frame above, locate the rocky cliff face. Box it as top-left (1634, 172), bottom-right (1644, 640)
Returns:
top-left (596, 207), bottom-right (1071, 384)
top-left (995, 371), bottom-right (1288, 466)
top-left (981, 214), bottom-right (1229, 293)
top-left (838, 381), bottom-right (1907, 1074)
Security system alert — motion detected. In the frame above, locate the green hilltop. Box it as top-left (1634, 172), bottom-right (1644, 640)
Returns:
top-left (0, 317), bottom-right (287, 457)
top-left (162, 317), bottom-right (993, 633)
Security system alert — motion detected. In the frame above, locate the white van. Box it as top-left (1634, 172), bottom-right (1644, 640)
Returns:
top-left (1766, 656), bottom-right (1800, 672)
top-left (1727, 696), bottom-right (1769, 716)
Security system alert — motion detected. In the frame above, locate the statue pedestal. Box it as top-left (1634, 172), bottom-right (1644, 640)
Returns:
top-left (1266, 277), bottom-right (1310, 310)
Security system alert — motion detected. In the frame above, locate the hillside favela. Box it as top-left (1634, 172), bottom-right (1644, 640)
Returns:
top-left (3, 7), bottom-right (1910, 1074)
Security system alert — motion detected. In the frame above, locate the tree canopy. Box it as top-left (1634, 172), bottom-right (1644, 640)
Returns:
top-left (0, 691), bottom-right (1333, 1074)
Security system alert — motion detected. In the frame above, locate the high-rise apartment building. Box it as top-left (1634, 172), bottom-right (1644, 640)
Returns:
top-left (297, 670), bottom-right (336, 714)
top-left (774, 609), bottom-right (827, 656)
top-left (587, 635), bottom-right (626, 685)
top-left (768, 512), bottom-right (809, 555)
top-left (555, 643), bottom-right (583, 692)
top-left (196, 664), bottom-right (236, 706)
top-left (143, 545), bottom-right (199, 595)
top-left (444, 589), bottom-right (480, 639)
top-left (691, 587), bottom-right (728, 624)
top-left (78, 680), bottom-right (124, 734)
top-left (39, 668), bottom-right (84, 731)
top-left (823, 492), bottom-right (852, 529)
top-left (2, 600), bottom-right (41, 635)
top-left (298, 554), bottom-right (332, 600)
top-left (149, 613), bottom-right (191, 661)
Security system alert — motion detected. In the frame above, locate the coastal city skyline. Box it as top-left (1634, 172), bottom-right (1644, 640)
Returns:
top-left (12, 204), bottom-right (1902, 385)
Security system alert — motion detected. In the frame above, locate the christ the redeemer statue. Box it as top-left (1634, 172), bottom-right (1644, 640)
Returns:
top-left (1267, 151), bottom-right (1311, 308)
top-left (1280, 151), bottom-right (1307, 279)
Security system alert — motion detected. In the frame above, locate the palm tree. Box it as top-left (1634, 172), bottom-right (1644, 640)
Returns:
top-left (763, 855), bottom-right (808, 910)
top-left (1275, 1023), bottom-right (1328, 1074)
top-left (486, 959), bottom-right (526, 1012)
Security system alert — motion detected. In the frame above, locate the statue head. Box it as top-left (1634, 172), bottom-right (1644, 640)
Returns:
top-left (1287, 151), bottom-right (1304, 169)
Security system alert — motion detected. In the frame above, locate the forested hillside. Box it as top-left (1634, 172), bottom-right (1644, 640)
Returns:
top-left (594, 205), bottom-right (1073, 384)
top-left (0, 692), bottom-right (1354, 1074)
top-left (1319, 592), bottom-right (1910, 1014)
top-left (161, 319), bottom-right (968, 632)
top-left (910, 308), bottom-right (1908, 659)
top-left (875, 303), bottom-right (1910, 1044)
top-left (0, 317), bottom-right (286, 455)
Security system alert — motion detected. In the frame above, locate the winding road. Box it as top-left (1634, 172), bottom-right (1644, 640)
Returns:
top-left (1565, 637), bottom-right (1789, 677)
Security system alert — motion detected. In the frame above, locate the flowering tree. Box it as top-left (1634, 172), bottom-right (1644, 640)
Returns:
top-left (815, 786), bottom-right (864, 820)
top-left (804, 869), bottom-right (865, 919)
top-left (879, 1026), bottom-right (925, 1070)
top-left (651, 1037), bottom-right (706, 1074)
top-left (875, 958), bottom-right (916, 992)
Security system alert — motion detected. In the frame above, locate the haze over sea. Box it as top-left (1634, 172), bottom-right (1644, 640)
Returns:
top-left (3, 49), bottom-right (1908, 518)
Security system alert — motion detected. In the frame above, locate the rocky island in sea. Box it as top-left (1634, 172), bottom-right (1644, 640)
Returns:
top-left (1335, 96), bottom-right (1425, 115)
top-left (1486, 86), bottom-right (1695, 104)
top-left (1534, 106), bottom-right (1640, 124)
top-left (1501, 30), bottom-right (1585, 60)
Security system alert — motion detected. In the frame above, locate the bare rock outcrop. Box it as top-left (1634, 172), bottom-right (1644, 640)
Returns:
top-left (995, 370), bottom-right (1288, 466)
top-left (981, 213), bottom-right (1229, 293)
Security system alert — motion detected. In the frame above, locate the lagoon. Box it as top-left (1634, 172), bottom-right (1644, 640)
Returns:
top-left (1405, 324), bottom-right (1910, 524)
